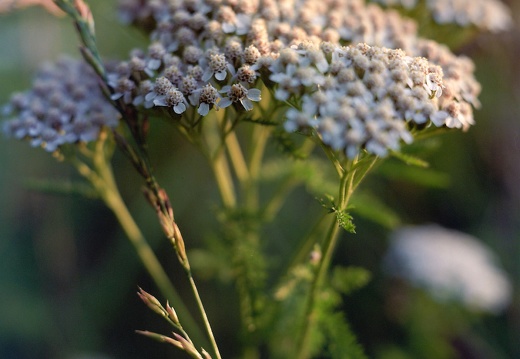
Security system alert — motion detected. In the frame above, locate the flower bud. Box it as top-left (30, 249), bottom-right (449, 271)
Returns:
top-left (166, 301), bottom-right (180, 325)
top-left (137, 287), bottom-right (167, 318)
top-left (201, 348), bottom-right (213, 359)
top-left (173, 222), bottom-right (190, 270)
top-left (135, 330), bottom-right (183, 350)
top-left (173, 333), bottom-right (202, 359)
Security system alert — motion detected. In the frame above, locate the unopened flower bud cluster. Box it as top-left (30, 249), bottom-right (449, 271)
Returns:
top-left (2, 57), bottom-right (119, 152)
top-left (373, 0), bottom-right (512, 32)
top-left (114, 0), bottom-right (483, 157)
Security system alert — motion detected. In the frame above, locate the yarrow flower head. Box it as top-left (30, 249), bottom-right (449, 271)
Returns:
top-left (110, 0), bottom-right (490, 157)
top-left (274, 43), bottom-right (472, 157)
top-left (383, 224), bottom-right (512, 314)
top-left (1, 57), bottom-right (119, 152)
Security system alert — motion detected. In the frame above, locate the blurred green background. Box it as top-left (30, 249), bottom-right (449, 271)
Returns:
top-left (0, 1), bottom-right (519, 358)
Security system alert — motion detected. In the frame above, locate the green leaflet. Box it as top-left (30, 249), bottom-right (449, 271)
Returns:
top-left (321, 311), bottom-right (368, 359)
top-left (336, 210), bottom-right (356, 233)
top-left (331, 266), bottom-right (372, 296)
top-left (377, 161), bottom-right (451, 188)
top-left (390, 151), bottom-right (430, 168)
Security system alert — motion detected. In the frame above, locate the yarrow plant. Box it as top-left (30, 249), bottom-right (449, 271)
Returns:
top-left (1, 0), bottom-right (513, 358)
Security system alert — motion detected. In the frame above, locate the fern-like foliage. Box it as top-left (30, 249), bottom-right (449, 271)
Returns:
top-left (269, 261), bottom-right (370, 358)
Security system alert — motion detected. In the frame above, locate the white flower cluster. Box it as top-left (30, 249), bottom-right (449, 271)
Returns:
top-left (112, 0), bottom-right (484, 157)
top-left (383, 225), bottom-right (512, 314)
top-left (372, 0), bottom-right (512, 32)
top-left (1, 0), bottom-right (486, 156)
top-left (274, 43), bottom-right (454, 157)
top-left (2, 57), bottom-right (119, 152)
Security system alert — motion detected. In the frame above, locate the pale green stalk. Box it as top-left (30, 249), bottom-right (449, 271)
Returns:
top-left (205, 112), bottom-right (271, 358)
top-left (69, 135), bottom-right (209, 349)
top-left (211, 144), bottom-right (238, 208)
top-left (245, 125), bottom-right (271, 211)
top-left (207, 110), bottom-right (238, 209)
top-left (248, 125), bottom-right (271, 180)
top-left (226, 131), bottom-right (250, 184)
top-left (55, 2), bottom-right (221, 353)
top-left (187, 274), bottom-right (222, 359)
top-left (219, 115), bottom-right (260, 331)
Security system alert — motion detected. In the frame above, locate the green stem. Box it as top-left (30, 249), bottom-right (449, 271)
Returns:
top-left (211, 148), bottom-right (237, 208)
top-left (294, 158), bottom-right (357, 359)
top-left (207, 117), bottom-right (271, 357)
top-left (294, 210), bottom-right (342, 359)
top-left (56, 3), bottom-right (218, 355)
top-left (275, 212), bottom-right (332, 290)
top-left (248, 125), bottom-right (270, 180)
top-left (187, 273), bottom-right (222, 359)
top-left (293, 153), bottom-right (379, 359)
top-left (246, 125), bottom-right (271, 211)
top-left (350, 156), bottom-right (379, 194)
top-left (70, 144), bottom-right (209, 350)
top-left (205, 109), bottom-right (237, 209)
top-left (226, 130), bottom-right (250, 184)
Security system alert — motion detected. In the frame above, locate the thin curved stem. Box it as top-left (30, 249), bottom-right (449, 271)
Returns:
top-left (188, 273), bottom-right (222, 359)
top-left (55, 3), bottom-right (219, 355)
top-left (69, 141), bottom-right (210, 351)
top-left (274, 212), bottom-right (332, 291)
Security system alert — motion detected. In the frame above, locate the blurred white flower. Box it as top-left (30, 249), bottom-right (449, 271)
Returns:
top-left (383, 224), bottom-right (512, 314)
top-left (372, 0), bottom-right (512, 32)
top-left (2, 57), bottom-right (120, 152)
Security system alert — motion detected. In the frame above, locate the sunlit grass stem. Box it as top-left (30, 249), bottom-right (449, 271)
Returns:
top-left (69, 134), bottom-right (210, 350)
